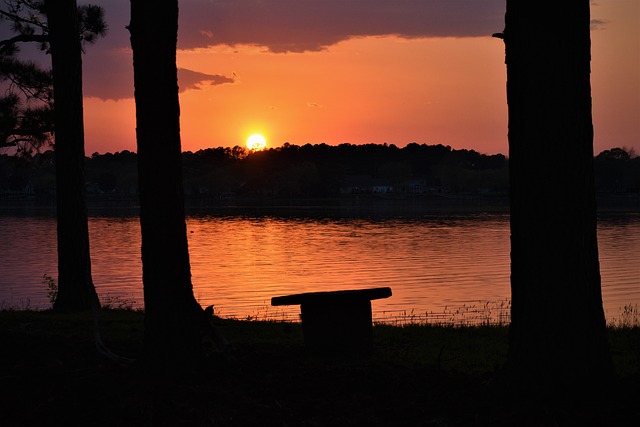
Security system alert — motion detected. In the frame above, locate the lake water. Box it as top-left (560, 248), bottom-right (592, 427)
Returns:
top-left (1, 207), bottom-right (639, 325)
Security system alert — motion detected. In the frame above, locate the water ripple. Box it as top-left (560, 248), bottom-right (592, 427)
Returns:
top-left (1, 213), bottom-right (638, 324)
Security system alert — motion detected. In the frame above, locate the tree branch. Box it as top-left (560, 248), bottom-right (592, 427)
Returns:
top-left (0, 33), bottom-right (48, 49)
top-left (0, 8), bottom-right (47, 30)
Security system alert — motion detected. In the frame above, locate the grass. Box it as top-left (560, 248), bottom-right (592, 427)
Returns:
top-left (0, 309), bottom-right (638, 426)
top-left (609, 303), bottom-right (640, 329)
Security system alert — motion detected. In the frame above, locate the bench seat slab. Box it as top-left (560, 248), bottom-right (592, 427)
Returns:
top-left (271, 287), bottom-right (391, 307)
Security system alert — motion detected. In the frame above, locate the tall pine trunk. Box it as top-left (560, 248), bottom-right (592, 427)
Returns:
top-left (504, 1), bottom-right (613, 391)
top-left (46, 0), bottom-right (100, 312)
top-left (129, 0), bottom-right (203, 368)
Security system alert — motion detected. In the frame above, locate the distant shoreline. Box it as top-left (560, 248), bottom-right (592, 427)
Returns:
top-left (1, 192), bottom-right (639, 217)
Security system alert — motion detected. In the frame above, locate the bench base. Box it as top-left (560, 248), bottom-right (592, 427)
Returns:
top-left (301, 298), bottom-right (373, 352)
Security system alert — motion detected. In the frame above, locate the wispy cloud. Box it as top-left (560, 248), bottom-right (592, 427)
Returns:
top-left (177, 68), bottom-right (234, 92)
top-left (590, 18), bottom-right (609, 30)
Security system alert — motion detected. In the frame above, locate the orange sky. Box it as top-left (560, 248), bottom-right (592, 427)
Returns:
top-left (78, 0), bottom-right (639, 156)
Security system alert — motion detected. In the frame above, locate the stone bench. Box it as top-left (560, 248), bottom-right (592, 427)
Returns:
top-left (271, 287), bottom-right (392, 352)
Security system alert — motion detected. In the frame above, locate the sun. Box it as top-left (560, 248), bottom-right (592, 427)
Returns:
top-left (246, 133), bottom-right (267, 151)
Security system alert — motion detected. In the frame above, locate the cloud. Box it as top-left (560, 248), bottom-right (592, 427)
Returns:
top-left (177, 68), bottom-right (234, 92)
top-left (82, 47), bottom-right (233, 100)
top-left (178, 0), bottom-right (506, 53)
top-left (83, 48), bottom-right (132, 100)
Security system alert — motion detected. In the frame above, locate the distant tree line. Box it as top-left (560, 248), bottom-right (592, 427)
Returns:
top-left (593, 147), bottom-right (640, 194)
top-left (1, 143), bottom-right (639, 201)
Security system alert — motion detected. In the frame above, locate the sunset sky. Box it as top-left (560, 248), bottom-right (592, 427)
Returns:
top-left (8, 0), bottom-right (640, 156)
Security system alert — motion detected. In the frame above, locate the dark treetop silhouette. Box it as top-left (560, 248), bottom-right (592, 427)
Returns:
top-left (4, 143), bottom-right (639, 204)
top-left (0, 0), bottom-right (106, 154)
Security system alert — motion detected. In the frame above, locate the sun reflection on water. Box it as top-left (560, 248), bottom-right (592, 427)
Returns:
top-left (1, 213), bottom-right (639, 326)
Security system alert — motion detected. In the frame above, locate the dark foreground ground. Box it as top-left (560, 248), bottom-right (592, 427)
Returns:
top-left (1, 310), bottom-right (638, 426)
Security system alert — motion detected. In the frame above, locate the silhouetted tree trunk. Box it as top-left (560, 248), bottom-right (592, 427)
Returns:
top-left (129, 0), bottom-right (203, 368)
top-left (45, 0), bottom-right (100, 312)
top-left (503, 1), bottom-right (613, 391)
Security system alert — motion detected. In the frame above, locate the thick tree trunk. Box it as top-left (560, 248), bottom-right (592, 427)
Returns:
top-left (129, 0), bottom-right (203, 368)
top-left (46, 0), bottom-right (100, 312)
top-left (504, 1), bottom-right (613, 391)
